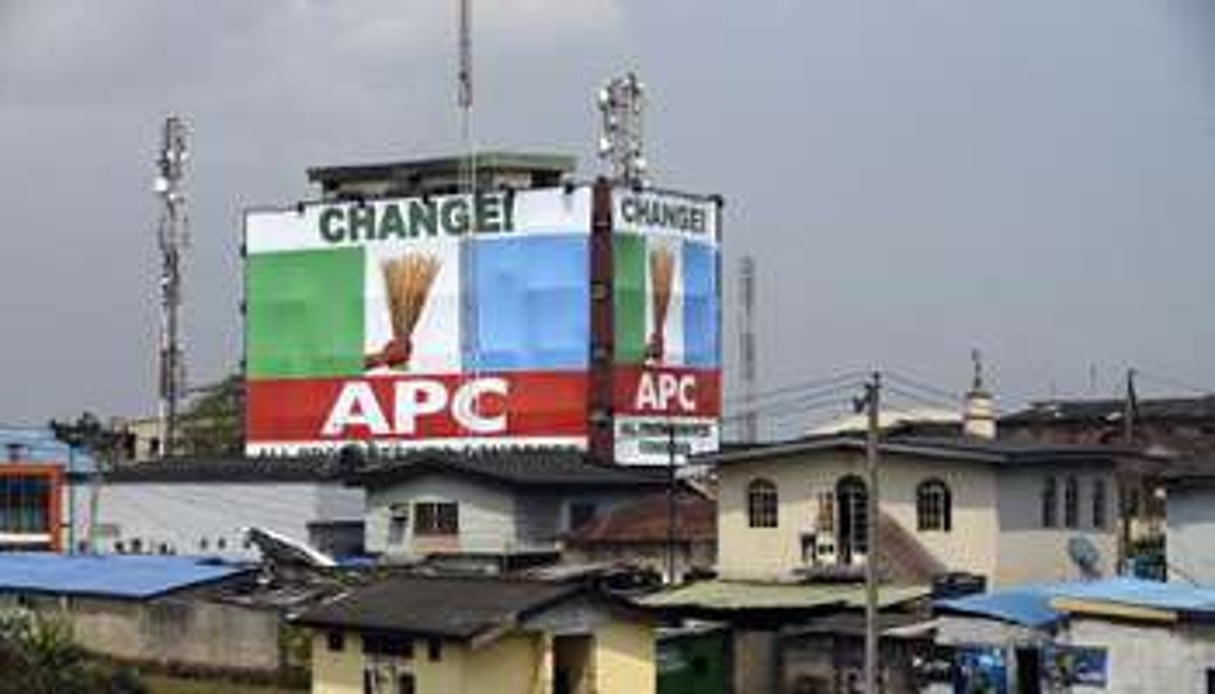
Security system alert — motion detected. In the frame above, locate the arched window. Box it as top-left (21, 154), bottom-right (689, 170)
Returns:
top-left (836, 475), bottom-right (869, 562)
top-left (916, 479), bottom-right (952, 532)
top-left (1042, 476), bottom-right (1058, 528)
top-left (747, 478), bottom-right (778, 528)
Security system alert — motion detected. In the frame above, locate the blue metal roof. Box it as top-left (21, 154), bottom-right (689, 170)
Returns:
top-left (0, 553), bottom-right (251, 599)
top-left (937, 578), bottom-right (1215, 628)
top-left (0, 426), bottom-right (96, 473)
top-left (937, 587), bottom-right (1061, 628)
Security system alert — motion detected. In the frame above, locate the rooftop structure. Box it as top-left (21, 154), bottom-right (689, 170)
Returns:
top-left (0, 553), bottom-right (252, 600)
top-left (306, 151), bottom-right (577, 200)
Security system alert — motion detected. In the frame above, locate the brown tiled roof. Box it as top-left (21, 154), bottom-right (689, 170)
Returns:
top-left (565, 493), bottom-right (715, 545)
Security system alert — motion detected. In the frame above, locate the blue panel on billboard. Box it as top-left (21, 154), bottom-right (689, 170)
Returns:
top-left (682, 242), bottom-right (718, 368)
top-left (469, 235), bottom-right (589, 371)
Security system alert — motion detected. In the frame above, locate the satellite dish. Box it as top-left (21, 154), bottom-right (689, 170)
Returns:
top-left (1068, 536), bottom-right (1102, 579)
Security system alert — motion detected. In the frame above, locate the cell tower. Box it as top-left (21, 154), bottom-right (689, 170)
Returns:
top-left (739, 256), bottom-right (758, 443)
top-left (154, 115), bottom-right (189, 458)
top-left (597, 72), bottom-right (646, 185)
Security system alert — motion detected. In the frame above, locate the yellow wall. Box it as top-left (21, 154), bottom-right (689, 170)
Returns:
top-left (594, 620), bottom-right (657, 694)
top-left (309, 620), bottom-right (655, 694)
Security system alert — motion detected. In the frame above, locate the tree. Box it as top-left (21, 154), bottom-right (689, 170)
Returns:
top-left (178, 373), bottom-right (243, 457)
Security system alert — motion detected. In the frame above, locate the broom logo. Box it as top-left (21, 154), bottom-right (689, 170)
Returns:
top-left (365, 253), bottom-right (442, 371)
top-left (646, 247), bottom-right (675, 364)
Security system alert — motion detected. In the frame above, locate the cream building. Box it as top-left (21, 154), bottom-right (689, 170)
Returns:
top-left (714, 435), bottom-right (1129, 587)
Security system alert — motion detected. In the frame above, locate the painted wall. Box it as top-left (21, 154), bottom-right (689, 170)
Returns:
top-left (1066, 617), bottom-right (1215, 693)
top-left (365, 475), bottom-right (648, 559)
top-left (594, 620), bottom-right (657, 694)
top-left (1167, 487), bottom-right (1215, 584)
top-left (716, 450), bottom-right (999, 581)
top-left (310, 623), bottom-right (655, 694)
top-left (993, 466), bottom-right (1117, 586)
top-left (69, 480), bottom-right (363, 559)
top-left (365, 475), bottom-right (516, 558)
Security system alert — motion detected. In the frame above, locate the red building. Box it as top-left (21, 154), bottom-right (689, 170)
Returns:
top-left (0, 463), bottom-right (63, 552)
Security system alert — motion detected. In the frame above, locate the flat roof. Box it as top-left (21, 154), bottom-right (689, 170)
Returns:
top-left (307, 151), bottom-right (576, 186)
top-left (707, 434), bottom-right (1137, 468)
top-left (0, 554), bottom-right (252, 600)
top-left (350, 448), bottom-right (671, 490)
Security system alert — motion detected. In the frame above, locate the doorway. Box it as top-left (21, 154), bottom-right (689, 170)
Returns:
top-left (836, 476), bottom-right (868, 565)
top-left (553, 634), bottom-right (593, 694)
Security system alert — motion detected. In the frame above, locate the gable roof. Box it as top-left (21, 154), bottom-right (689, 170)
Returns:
top-left (349, 448), bottom-right (671, 490)
top-left (564, 492), bottom-right (715, 545)
top-left (292, 575), bottom-right (586, 640)
top-left (708, 434), bottom-right (1133, 468)
top-left (0, 554), bottom-right (252, 600)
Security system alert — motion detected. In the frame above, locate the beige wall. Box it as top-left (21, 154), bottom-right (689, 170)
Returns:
top-left (993, 466), bottom-right (1118, 585)
top-left (717, 450), bottom-right (1000, 582)
top-left (716, 449), bottom-right (1118, 586)
top-left (594, 620), bottom-right (656, 694)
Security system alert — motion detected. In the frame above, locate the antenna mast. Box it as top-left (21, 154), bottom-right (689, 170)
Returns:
top-left (155, 115), bottom-right (189, 458)
top-left (597, 72), bottom-right (646, 185)
top-left (739, 256), bottom-right (758, 443)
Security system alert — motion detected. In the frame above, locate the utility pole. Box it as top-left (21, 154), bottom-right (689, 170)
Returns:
top-left (1119, 367), bottom-right (1138, 573)
top-left (864, 371), bottom-right (881, 694)
top-left (155, 115), bottom-right (189, 458)
top-left (666, 421), bottom-right (677, 584)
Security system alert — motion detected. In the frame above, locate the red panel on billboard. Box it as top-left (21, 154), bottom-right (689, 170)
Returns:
top-left (247, 372), bottom-right (589, 445)
top-left (611, 366), bottom-right (721, 418)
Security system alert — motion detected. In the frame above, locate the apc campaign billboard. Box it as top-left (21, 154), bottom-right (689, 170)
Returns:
top-left (610, 190), bottom-right (721, 464)
top-left (243, 182), bottom-right (720, 464)
top-left (243, 189), bottom-right (592, 455)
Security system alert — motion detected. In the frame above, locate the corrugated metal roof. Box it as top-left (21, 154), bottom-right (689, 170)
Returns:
top-left (639, 580), bottom-right (928, 611)
top-left (936, 577), bottom-right (1215, 628)
top-left (0, 553), bottom-right (252, 599)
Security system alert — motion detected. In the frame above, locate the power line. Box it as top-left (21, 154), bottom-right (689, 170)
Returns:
top-left (721, 370), bottom-right (869, 406)
top-left (884, 370), bottom-right (961, 402)
top-left (1134, 368), bottom-right (1211, 396)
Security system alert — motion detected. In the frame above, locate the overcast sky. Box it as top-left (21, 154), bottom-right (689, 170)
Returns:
top-left (1, 0), bottom-right (1213, 436)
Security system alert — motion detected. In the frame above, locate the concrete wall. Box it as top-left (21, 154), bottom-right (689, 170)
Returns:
top-left (594, 620), bottom-right (656, 694)
top-left (365, 475), bottom-right (516, 558)
top-left (68, 480), bottom-right (363, 560)
top-left (993, 465), bottom-right (1117, 586)
top-left (1167, 487), bottom-right (1215, 584)
top-left (15, 594), bottom-right (282, 674)
top-left (716, 450), bottom-right (999, 581)
top-left (1066, 617), bottom-right (1215, 693)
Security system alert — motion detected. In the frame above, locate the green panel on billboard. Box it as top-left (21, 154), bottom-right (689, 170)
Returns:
top-left (614, 233), bottom-right (647, 364)
top-left (246, 248), bottom-right (364, 378)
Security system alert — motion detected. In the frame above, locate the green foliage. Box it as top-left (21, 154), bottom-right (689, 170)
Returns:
top-left (0, 609), bottom-right (146, 694)
top-left (178, 373), bottom-right (243, 457)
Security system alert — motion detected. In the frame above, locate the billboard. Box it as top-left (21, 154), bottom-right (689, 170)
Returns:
top-left (244, 189), bottom-right (592, 455)
top-left (243, 183), bottom-right (720, 464)
top-left (610, 190), bottom-right (721, 464)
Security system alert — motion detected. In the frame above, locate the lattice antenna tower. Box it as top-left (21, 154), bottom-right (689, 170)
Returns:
top-left (154, 115), bottom-right (189, 458)
top-left (597, 73), bottom-right (647, 185)
top-left (739, 256), bottom-right (758, 443)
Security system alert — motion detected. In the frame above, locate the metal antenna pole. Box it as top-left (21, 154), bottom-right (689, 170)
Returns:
top-left (155, 115), bottom-right (189, 458)
top-left (864, 371), bottom-right (881, 693)
top-left (666, 421), bottom-right (677, 584)
top-left (739, 256), bottom-right (758, 443)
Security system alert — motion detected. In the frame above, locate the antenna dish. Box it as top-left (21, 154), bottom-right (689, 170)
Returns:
top-left (1067, 536), bottom-right (1102, 578)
